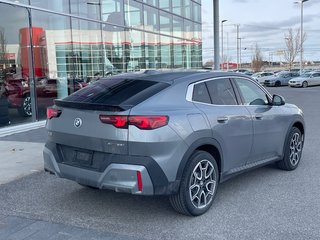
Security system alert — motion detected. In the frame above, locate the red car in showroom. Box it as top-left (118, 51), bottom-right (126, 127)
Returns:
top-left (4, 76), bottom-right (87, 117)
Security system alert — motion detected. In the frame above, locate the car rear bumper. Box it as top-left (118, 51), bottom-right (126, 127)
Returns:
top-left (43, 141), bottom-right (179, 195)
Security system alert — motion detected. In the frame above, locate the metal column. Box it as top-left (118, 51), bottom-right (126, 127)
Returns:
top-left (213, 0), bottom-right (220, 70)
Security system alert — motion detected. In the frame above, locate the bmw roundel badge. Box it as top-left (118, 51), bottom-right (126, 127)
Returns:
top-left (74, 118), bottom-right (82, 128)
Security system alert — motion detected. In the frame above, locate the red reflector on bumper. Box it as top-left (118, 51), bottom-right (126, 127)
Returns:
top-left (137, 171), bottom-right (143, 192)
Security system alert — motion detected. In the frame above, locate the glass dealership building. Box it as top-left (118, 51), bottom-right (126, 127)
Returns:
top-left (0, 0), bottom-right (202, 129)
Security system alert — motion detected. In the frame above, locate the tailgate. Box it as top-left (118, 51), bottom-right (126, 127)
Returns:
top-left (46, 106), bottom-right (130, 155)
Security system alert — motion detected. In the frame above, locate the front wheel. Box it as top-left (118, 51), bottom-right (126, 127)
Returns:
top-left (302, 81), bottom-right (308, 88)
top-left (278, 127), bottom-right (303, 171)
top-left (169, 151), bottom-right (219, 216)
top-left (17, 94), bottom-right (32, 117)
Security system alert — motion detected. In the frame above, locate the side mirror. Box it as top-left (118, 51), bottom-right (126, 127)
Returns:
top-left (272, 94), bottom-right (285, 106)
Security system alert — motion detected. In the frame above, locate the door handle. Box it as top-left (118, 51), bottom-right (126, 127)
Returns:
top-left (217, 116), bottom-right (228, 123)
top-left (255, 114), bottom-right (263, 120)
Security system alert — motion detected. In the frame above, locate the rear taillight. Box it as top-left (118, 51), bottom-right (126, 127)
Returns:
top-left (99, 115), bottom-right (128, 129)
top-left (129, 116), bottom-right (168, 130)
top-left (99, 115), bottom-right (168, 130)
top-left (47, 108), bottom-right (62, 119)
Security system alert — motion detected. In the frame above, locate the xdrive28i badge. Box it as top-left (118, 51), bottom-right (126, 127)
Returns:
top-left (74, 118), bottom-right (82, 128)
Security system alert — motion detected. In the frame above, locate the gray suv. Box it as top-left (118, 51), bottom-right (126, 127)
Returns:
top-left (43, 71), bottom-right (305, 216)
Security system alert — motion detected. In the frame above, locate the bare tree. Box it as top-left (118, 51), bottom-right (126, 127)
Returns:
top-left (0, 28), bottom-right (7, 64)
top-left (251, 43), bottom-right (263, 72)
top-left (283, 28), bottom-right (306, 70)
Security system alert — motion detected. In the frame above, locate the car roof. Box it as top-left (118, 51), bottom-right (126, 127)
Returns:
top-left (102, 70), bottom-right (251, 84)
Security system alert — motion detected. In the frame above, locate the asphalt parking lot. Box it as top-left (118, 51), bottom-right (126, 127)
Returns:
top-left (1, 86), bottom-right (320, 240)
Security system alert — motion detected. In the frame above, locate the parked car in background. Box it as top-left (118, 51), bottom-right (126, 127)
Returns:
top-left (252, 72), bottom-right (274, 84)
top-left (234, 69), bottom-right (253, 76)
top-left (264, 71), bottom-right (300, 87)
top-left (44, 70), bottom-right (305, 216)
top-left (289, 72), bottom-right (320, 88)
top-left (4, 76), bottom-right (87, 117)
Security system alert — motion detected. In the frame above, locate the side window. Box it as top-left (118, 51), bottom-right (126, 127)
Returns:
top-left (235, 78), bottom-right (269, 105)
top-left (291, 73), bottom-right (298, 77)
top-left (192, 82), bottom-right (211, 104)
top-left (313, 73), bottom-right (320, 77)
top-left (206, 78), bottom-right (237, 105)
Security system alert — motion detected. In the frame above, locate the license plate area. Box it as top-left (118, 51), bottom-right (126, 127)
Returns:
top-left (58, 144), bottom-right (112, 172)
top-left (73, 150), bottom-right (93, 166)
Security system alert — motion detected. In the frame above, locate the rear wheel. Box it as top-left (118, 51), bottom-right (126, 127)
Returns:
top-left (278, 127), bottom-right (303, 170)
top-left (169, 151), bottom-right (219, 216)
top-left (275, 81), bottom-right (281, 87)
top-left (302, 81), bottom-right (308, 88)
top-left (17, 94), bottom-right (32, 117)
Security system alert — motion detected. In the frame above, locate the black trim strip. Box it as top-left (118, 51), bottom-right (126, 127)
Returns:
top-left (54, 99), bottom-right (127, 112)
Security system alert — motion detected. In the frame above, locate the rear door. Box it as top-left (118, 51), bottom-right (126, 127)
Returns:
top-left (190, 77), bottom-right (253, 173)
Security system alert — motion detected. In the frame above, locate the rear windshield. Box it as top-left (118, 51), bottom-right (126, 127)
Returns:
top-left (55, 78), bottom-right (169, 111)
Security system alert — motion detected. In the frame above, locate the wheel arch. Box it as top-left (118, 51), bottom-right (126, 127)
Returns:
top-left (282, 119), bottom-right (305, 159)
top-left (176, 138), bottom-right (223, 183)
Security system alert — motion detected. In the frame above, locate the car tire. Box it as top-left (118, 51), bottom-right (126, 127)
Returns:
top-left (0, 97), bottom-right (9, 117)
top-left (0, 115), bottom-right (10, 126)
top-left (17, 94), bottom-right (32, 117)
top-left (302, 81), bottom-right (308, 88)
top-left (275, 81), bottom-right (281, 87)
top-left (169, 150), bottom-right (219, 216)
top-left (278, 127), bottom-right (303, 171)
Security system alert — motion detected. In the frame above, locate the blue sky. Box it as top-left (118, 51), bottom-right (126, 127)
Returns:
top-left (201, 0), bottom-right (320, 64)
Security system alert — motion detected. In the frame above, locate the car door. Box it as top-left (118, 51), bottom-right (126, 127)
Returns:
top-left (190, 77), bottom-right (253, 173)
top-left (233, 77), bottom-right (287, 164)
top-left (311, 72), bottom-right (320, 86)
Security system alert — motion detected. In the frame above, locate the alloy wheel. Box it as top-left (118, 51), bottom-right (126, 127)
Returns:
top-left (289, 132), bottom-right (302, 166)
top-left (23, 96), bottom-right (32, 116)
top-left (189, 160), bottom-right (216, 209)
top-left (302, 81), bottom-right (308, 88)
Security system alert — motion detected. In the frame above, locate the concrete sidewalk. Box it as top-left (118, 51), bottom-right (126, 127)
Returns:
top-left (0, 140), bottom-right (44, 185)
top-left (0, 127), bottom-right (46, 185)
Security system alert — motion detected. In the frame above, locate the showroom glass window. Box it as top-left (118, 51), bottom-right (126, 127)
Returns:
top-left (0, 4), bottom-right (34, 125)
top-left (31, 10), bottom-right (73, 119)
top-left (30, 0), bottom-right (70, 14)
top-left (0, 0), bottom-right (203, 128)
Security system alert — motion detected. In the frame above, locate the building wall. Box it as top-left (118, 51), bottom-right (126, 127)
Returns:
top-left (0, 0), bottom-right (202, 127)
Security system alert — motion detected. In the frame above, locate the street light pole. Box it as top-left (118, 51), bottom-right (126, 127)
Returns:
top-left (227, 32), bottom-right (229, 71)
top-left (221, 20), bottom-right (227, 70)
top-left (236, 24), bottom-right (240, 70)
top-left (237, 37), bottom-right (243, 69)
top-left (295, 0), bottom-right (309, 75)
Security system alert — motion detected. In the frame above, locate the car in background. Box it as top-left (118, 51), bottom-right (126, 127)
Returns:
top-left (44, 70), bottom-right (305, 216)
top-left (4, 76), bottom-right (87, 117)
top-left (289, 71), bottom-right (320, 88)
top-left (264, 71), bottom-right (300, 87)
top-left (251, 72), bottom-right (274, 84)
top-left (234, 69), bottom-right (253, 76)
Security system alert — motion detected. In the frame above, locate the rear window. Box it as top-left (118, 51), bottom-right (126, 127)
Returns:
top-left (55, 78), bottom-right (169, 111)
